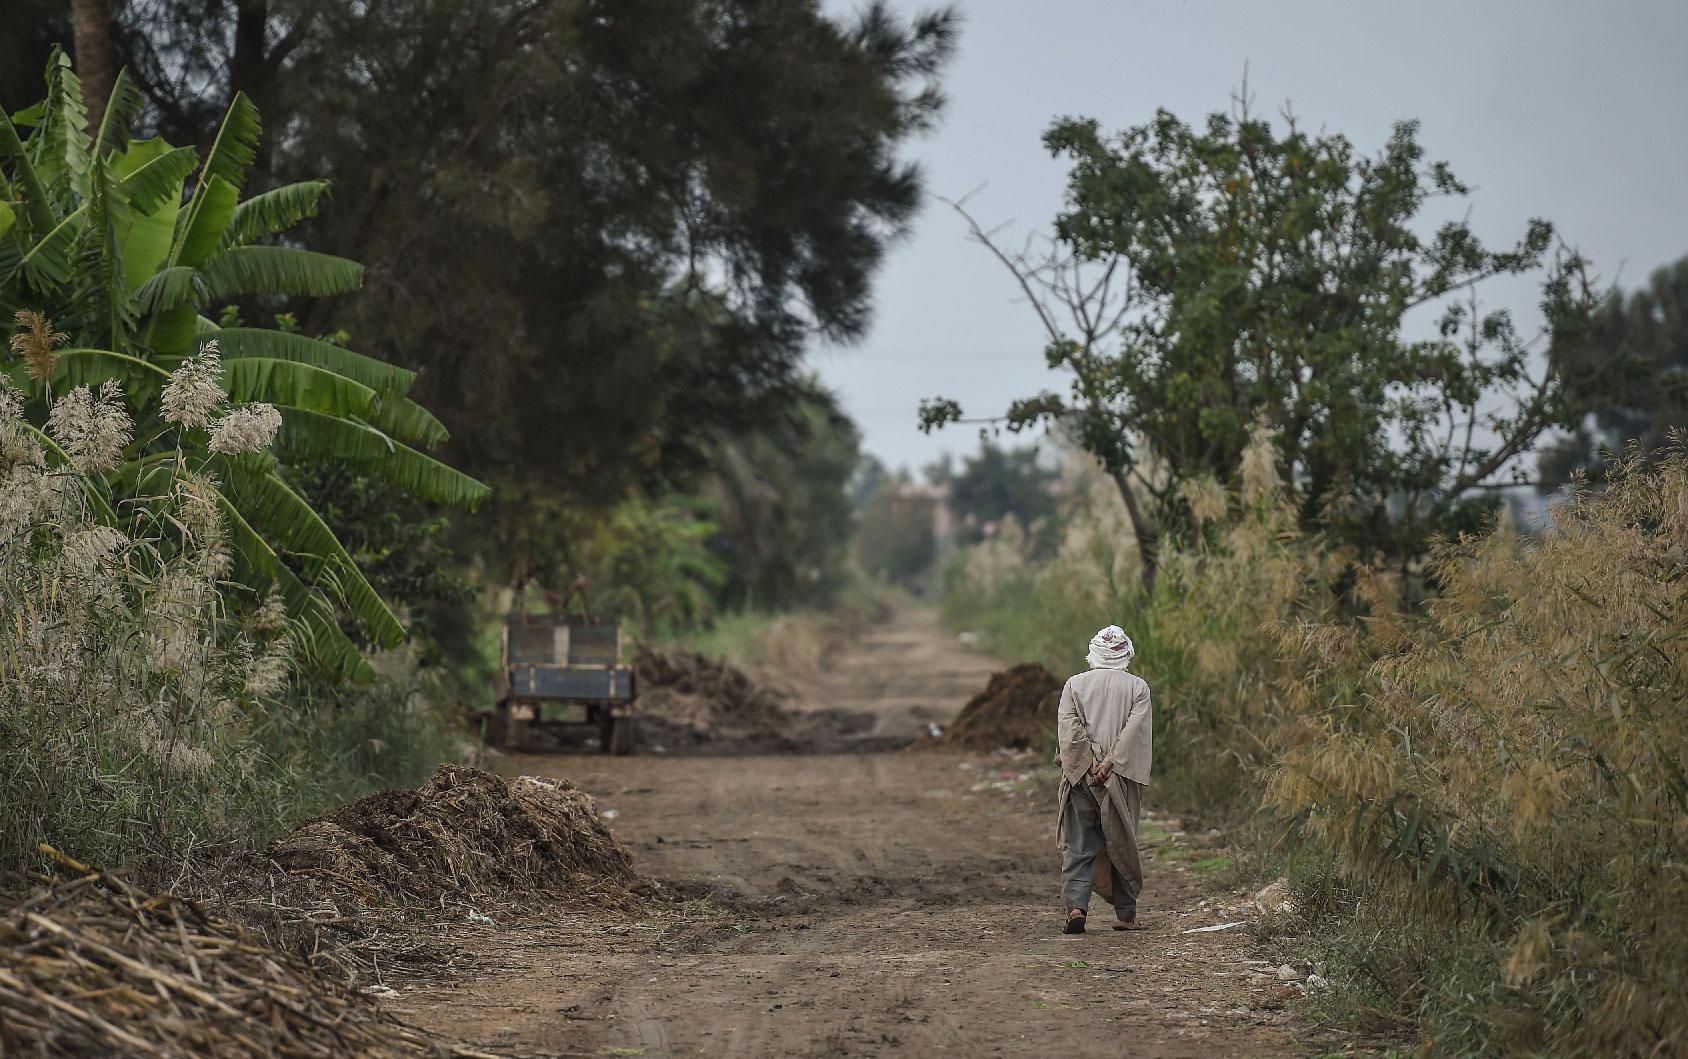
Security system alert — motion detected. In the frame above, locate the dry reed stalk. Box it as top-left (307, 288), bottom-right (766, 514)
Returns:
top-left (0, 846), bottom-right (504, 1058)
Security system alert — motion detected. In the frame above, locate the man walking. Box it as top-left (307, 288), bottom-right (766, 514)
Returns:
top-left (1056, 625), bottom-right (1152, 934)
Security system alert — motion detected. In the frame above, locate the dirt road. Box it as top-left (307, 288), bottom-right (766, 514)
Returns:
top-left (405, 609), bottom-right (1331, 1058)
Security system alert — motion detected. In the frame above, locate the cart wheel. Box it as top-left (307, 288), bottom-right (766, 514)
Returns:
top-left (607, 714), bottom-right (634, 756)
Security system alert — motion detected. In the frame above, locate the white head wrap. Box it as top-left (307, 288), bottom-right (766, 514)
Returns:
top-left (1086, 625), bottom-right (1135, 670)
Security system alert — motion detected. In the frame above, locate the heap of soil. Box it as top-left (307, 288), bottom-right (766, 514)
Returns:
top-left (631, 645), bottom-right (793, 744)
top-left (0, 858), bottom-right (460, 1058)
top-left (265, 764), bottom-right (635, 907)
top-left (934, 663), bottom-right (1063, 750)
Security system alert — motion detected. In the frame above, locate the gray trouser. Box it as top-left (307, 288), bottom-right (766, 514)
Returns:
top-left (1060, 781), bottom-right (1140, 919)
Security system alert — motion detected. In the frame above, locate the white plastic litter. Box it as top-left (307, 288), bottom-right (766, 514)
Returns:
top-left (1180, 921), bottom-right (1246, 934)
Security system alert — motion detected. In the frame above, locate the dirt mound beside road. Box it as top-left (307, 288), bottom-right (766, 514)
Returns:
top-left (630, 645), bottom-right (896, 752)
top-left (632, 645), bottom-right (792, 741)
top-left (934, 662), bottom-right (1062, 750)
top-left (266, 764), bottom-right (635, 907)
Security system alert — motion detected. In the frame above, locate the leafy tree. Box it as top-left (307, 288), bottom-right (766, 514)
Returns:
top-left (0, 53), bottom-right (485, 680)
top-left (941, 441), bottom-right (1059, 555)
top-left (922, 94), bottom-right (1603, 585)
top-left (703, 379), bottom-right (862, 610)
top-left (498, 492), bottom-right (727, 635)
top-left (1538, 255), bottom-right (1688, 488)
top-left (103, 0), bottom-right (957, 520)
top-left (855, 471), bottom-right (937, 589)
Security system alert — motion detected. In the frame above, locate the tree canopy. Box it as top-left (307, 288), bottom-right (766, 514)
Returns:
top-left (1538, 255), bottom-right (1688, 488)
top-left (923, 96), bottom-right (1605, 583)
top-left (78, 0), bottom-right (956, 516)
top-left (934, 441), bottom-right (1059, 556)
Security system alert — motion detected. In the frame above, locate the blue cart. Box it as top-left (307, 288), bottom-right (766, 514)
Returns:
top-left (496, 618), bottom-right (637, 753)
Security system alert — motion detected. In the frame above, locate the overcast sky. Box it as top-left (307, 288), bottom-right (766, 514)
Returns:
top-left (812, 0), bottom-right (1688, 474)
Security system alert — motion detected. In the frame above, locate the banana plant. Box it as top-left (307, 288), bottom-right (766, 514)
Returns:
top-left (0, 50), bottom-right (488, 682)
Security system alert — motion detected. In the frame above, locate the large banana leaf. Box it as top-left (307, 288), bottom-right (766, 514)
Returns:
top-left (113, 139), bottom-right (196, 290)
top-left (145, 172), bottom-right (239, 355)
top-left (115, 140), bottom-right (197, 214)
top-left (131, 265), bottom-right (201, 316)
top-left (274, 407), bottom-right (489, 509)
top-left (197, 245), bottom-right (362, 301)
top-left (210, 327), bottom-right (415, 397)
top-left (2, 64), bottom-right (488, 685)
top-left (90, 70), bottom-right (142, 161)
top-left (366, 394), bottom-right (449, 449)
top-left (15, 209), bottom-right (81, 289)
top-left (10, 347), bottom-right (172, 404)
top-left (220, 181), bottom-right (329, 250)
top-left (79, 150), bottom-right (132, 349)
top-left (197, 92), bottom-right (260, 193)
top-left (31, 52), bottom-right (89, 202)
top-left (214, 489), bottom-right (377, 683)
top-left (174, 174), bottom-right (239, 270)
top-left (0, 110), bottom-right (55, 236)
top-left (218, 460), bottom-right (407, 649)
top-left (221, 357), bottom-right (377, 418)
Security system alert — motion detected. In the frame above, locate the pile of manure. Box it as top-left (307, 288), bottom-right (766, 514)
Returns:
top-left (933, 663), bottom-right (1062, 750)
top-left (631, 646), bottom-right (793, 743)
top-left (265, 764), bottom-right (635, 908)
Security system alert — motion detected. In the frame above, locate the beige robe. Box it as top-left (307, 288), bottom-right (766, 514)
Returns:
top-left (1055, 668), bottom-right (1152, 900)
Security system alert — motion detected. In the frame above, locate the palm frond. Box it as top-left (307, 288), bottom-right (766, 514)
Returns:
top-left (219, 460), bottom-right (407, 648)
top-left (216, 489), bottom-right (377, 683)
top-left (199, 92), bottom-right (261, 192)
top-left (365, 394), bottom-right (449, 448)
top-left (197, 246), bottom-right (363, 301)
top-left (0, 110), bottom-right (56, 236)
top-left (274, 407), bottom-right (489, 510)
top-left (219, 181), bottom-right (329, 249)
top-left (211, 327), bottom-right (415, 397)
top-left (91, 69), bottom-right (143, 160)
top-left (221, 357), bottom-right (377, 418)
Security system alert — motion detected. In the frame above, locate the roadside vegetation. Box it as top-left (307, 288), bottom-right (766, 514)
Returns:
top-left (934, 90), bottom-right (1688, 1058)
top-left (2, 0), bottom-right (956, 882)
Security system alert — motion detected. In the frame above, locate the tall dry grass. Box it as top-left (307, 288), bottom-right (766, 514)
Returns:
top-left (945, 429), bottom-right (1688, 1056)
top-left (1267, 446), bottom-right (1688, 1056)
top-left (0, 371), bottom-right (463, 874)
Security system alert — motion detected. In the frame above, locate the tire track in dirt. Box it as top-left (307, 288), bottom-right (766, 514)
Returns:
top-left (403, 607), bottom-right (1345, 1058)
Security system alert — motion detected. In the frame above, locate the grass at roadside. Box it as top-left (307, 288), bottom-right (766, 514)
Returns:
top-left (938, 438), bottom-right (1688, 1057)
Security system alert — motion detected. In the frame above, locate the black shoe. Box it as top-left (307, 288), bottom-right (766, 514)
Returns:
top-left (1063, 910), bottom-right (1087, 935)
